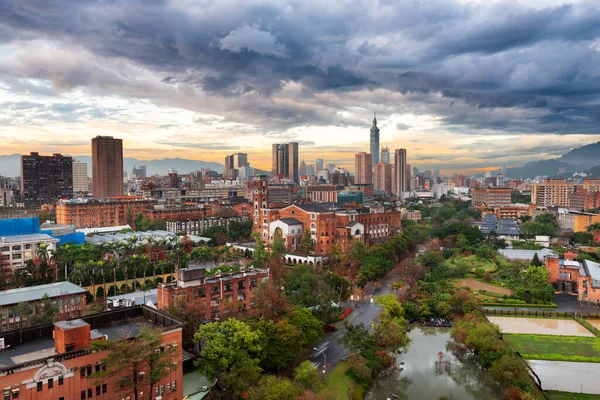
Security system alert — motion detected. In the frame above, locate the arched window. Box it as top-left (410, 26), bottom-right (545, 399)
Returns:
top-left (310, 223), bottom-right (316, 230)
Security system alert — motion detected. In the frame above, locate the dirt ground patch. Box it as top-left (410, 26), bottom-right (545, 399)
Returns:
top-left (456, 278), bottom-right (512, 295)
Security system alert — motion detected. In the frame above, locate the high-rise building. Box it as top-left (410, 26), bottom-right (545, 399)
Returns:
top-left (167, 169), bottom-right (181, 188)
top-left (299, 160), bottom-right (307, 176)
top-left (132, 164), bottom-right (147, 178)
top-left (91, 136), bottom-right (123, 197)
top-left (0, 177), bottom-right (13, 207)
top-left (374, 162), bottom-right (393, 192)
top-left (315, 158), bottom-right (324, 173)
top-left (327, 163), bottom-right (336, 172)
top-left (72, 161), bottom-right (88, 193)
top-left (224, 155), bottom-right (237, 180)
top-left (380, 146), bottom-right (390, 164)
top-left (20, 152), bottom-right (73, 205)
top-left (272, 142), bottom-right (299, 183)
top-left (394, 149), bottom-right (407, 199)
top-left (232, 153), bottom-right (248, 168)
top-left (370, 113), bottom-right (380, 166)
top-left (355, 152), bottom-right (373, 185)
top-left (307, 164), bottom-right (316, 176)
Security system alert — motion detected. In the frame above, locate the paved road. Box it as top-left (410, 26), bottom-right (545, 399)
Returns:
top-left (309, 277), bottom-right (397, 376)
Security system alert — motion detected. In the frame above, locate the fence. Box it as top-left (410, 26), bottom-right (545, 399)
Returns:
top-left (484, 308), bottom-right (600, 319)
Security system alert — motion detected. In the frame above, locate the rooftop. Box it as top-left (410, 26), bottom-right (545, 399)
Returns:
top-left (0, 281), bottom-right (87, 307)
top-left (0, 306), bottom-right (182, 371)
top-left (76, 225), bottom-right (132, 235)
top-left (278, 218), bottom-right (303, 226)
top-left (498, 248), bottom-right (557, 261)
top-left (583, 260), bottom-right (600, 282)
top-left (85, 230), bottom-right (175, 245)
top-left (0, 233), bottom-right (58, 243)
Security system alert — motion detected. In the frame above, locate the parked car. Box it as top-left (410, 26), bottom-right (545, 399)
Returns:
top-left (324, 324), bottom-right (337, 332)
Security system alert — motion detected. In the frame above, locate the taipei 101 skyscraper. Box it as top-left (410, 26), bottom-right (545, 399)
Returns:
top-left (370, 112), bottom-right (380, 166)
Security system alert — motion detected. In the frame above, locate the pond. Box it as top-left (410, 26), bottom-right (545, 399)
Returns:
top-left (487, 316), bottom-right (595, 337)
top-left (367, 326), bottom-right (502, 400)
top-left (529, 360), bottom-right (600, 394)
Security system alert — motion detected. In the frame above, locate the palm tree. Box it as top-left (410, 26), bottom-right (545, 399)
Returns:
top-left (71, 261), bottom-right (86, 287)
top-left (87, 260), bottom-right (97, 302)
top-left (98, 261), bottom-right (108, 309)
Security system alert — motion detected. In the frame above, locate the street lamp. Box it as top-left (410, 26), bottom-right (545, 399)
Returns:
top-left (314, 347), bottom-right (326, 375)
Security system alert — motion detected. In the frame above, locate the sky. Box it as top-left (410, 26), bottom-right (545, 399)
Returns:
top-left (1, 0), bottom-right (600, 174)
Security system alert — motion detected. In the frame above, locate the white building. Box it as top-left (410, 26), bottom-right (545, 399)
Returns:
top-left (72, 161), bottom-right (88, 193)
top-left (0, 234), bottom-right (59, 269)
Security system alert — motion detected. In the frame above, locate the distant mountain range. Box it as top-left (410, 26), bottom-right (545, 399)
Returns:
top-left (0, 154), bottom-right (224, 177)
top-left (506, 141), bottom-right (600, 178)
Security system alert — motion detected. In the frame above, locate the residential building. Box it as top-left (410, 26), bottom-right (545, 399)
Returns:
top-left (166, 216), bottom-right (250, 236)
top-left (91, 136), bottom-right (123, 197)
top-left (531, 179), bottom-right (575, 207)
top-left (557, 211), bottom-right (600, 233)
top-left (471, 187), bottom-right (512, 208)
top-left (400, 209), bottom-right (422, 222)
top-left (167, 169), bottom-right (181, 189)
top-left (374, 162), bottom-right (393, 193)
top-left (0, 282), bottom-right (87, 332)
top-left (0, 305), bottom-right (183, 400)
top-left (271, 143), bottom-right (299, 183)
top-left (394, 149), bottom-right (407, 199)
top-left (305, 185), bottom-right (339, 203)
top-left (471, 214), bottom-right (520, 242)
top-left (20, 153), bottom-right (73, 205)
top-left (369, 113), bottom-right (380, 165)
top-left (72, 161), bottom-right (88, 193)
top-left (354, 152), bottom-right (373, 185)
top-left (569, 190), bottom-right (600, 212)
top-left (56, 198), bottom-right (152, 228)
top-left (0, 234), bottom-right (59, 269)
top-left (157, 264), bottom-right (270, 320)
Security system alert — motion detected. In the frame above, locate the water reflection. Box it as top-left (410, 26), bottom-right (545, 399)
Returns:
top-left (488, 316), bottom-right (594, 336)
top-left (367, 326), bottom-right (502, 400)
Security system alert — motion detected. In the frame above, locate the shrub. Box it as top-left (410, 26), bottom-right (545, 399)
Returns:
top-left (351, 384), bottom-right (367, 400)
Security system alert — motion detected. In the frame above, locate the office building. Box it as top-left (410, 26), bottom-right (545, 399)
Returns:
top-left (132, 164), bottom-right (147, 178)
top-left (394, 149), bottom-right (407, 199)
top-left (91, 136), bottom-right (123, 197)
top-left (0, 305), bottom-right (183, 400)
top-left (370, 113), bottom-right (380, 165)
top-left (374, 162), bottom-right (393, 193)
top-left (354, 152), bottom-right (373, 185)
top-left (315, 159), bottom-right (324, 173)
top-left (0, 177), bottom-right (12, 207)
top-left (299, 160), bottom-right (307, 176)
top-left (20, 153), bottom-right (73, 205)
top-left (307, 164), bottom-right (315, 176)
top-left (72, 161), bottom-right (88, 193)
top-left (271, 142), bottom-right (299, 183)
top-left (380, 146), bottom-right (390, 164)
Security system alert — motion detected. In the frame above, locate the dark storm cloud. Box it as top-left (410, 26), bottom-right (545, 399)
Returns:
top-left (1, 0), bottom-right (600, 135)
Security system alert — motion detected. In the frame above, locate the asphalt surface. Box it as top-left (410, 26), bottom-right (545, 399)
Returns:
top-left (309, 279), bottom-right (395, 376)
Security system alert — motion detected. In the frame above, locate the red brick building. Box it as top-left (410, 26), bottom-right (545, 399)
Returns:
top-left (0, 306), bottom-right (183, 400)
top-left (569, 190), bottom-right (600, 212)
top-left (545, 252), bottom-right (600, 301)
top-left (0, 282), bottom-right (87, 333)
top-left (157, 264), bottom-right (270, 320)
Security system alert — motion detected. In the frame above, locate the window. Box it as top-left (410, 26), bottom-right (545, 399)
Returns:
top-left (96, 386), bottom-right (100, 396)
top-left (167, 383), bottom-right (171, 393)
top-left (48, 378), bottom-right (53, 389)
top-left (3, 389), bottom-right (9, 400)
top-left (10, 389), bottom-right (18, 399)
top-left (80, 367), bottom-right (85, 378)
top-left (160, 385), bottom-right (165, 395)
top-left (95, 362), bottom-right (101, 372)
top-left (37, 382), bottom-right (42, 392)
top-left (87, 388), bottom-right (92, 398)
top-left (172, 380), bottom-right (177, 391)
top-left (81, 391), bottom-right (86, 400)
top-left (87, 364), bottom-right (92, 376)
top-left (58, 376), bottom-right (64, 386)
top-left (102, 384), bottom-right (107, 394)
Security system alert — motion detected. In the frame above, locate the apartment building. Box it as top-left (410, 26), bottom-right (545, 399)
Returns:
top-left (0, 306), bottom-right (183, 400)
top-left (56, 198), bottom-right (152, 229)
top-left (20, 153), bottom-right (73, 205)
top-left (166, 216), bottom-right (249, 236)
top-left (0, 282), bottom-right (86, 332)
top-left (569, 190), bottom-right (600, 212)
top-left (471, 187), bottom-right (512, 208)
top-left (157, 264), bottom-right (270, 321)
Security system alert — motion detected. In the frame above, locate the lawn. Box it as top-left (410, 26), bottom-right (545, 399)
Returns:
top-left (446, 255), bottom-right (497, 273)
top-left (504, 334), bottom-right (600, 363)
top-left (455, 278), bottom-right (512, 296)
top-left (546, 391), bottom-right (600, 400)
top-left (318, 362), bottom-right (357, 400)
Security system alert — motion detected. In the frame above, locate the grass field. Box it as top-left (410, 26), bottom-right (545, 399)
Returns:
top-left (504, 334), bottom-right (600, 363)
top-left (546, 391), bottom-right (600, 399)
top-left (318, 362), bottom-right (357, 400)
top-left (456, 278), bottom-right (512, 295)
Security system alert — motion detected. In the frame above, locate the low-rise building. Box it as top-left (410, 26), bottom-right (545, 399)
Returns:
top-left (471, 187), bottom-right (512, 208)
top-left (0, 234), bottom-right (59, 269)
top-left (166, 216), bottom-right (249, 236)
top-left (57, 198), bottom-right (153, 228)
top-left (545, 252), bottom-right (600, 301)
top-left (400, 209), bottom-right (422, 222)
top-left (0, 282), bottom-right (87, 332)
top-left (0, 306), bottom-right (183, 400)
top-left (157, 264), bottom-right (270, 320)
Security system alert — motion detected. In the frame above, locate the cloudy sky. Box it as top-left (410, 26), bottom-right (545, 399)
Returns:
top-left (1, 0), bottom-right (600, 174)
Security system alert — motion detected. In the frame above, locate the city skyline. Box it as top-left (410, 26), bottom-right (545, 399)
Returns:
top-left (2, 1), bottom-right (600, 174)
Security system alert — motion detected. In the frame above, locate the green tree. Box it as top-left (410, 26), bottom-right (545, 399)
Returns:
top-left (90, 327), bottom-right (175, 400)
top-left (271, 233), bottom-right (286, 258)
top-left (247, 375), bottom-right (301, 400)
top-left (299, 229), bottom-right (315, 254)
top-left (194, 318), bottom-right (262, 395)
top-left (293, 361), bottom-right (322, 391)
top-left (531, 252), bottom-right (542, 267)
top-left (350, 240), bottom-right (367, 262)
top-left (252, 233), bottom-right (269, 269)
top-left (288, 306), bottom-right (324, 345)
top-left (251, 318), bottom-right (304, 373)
